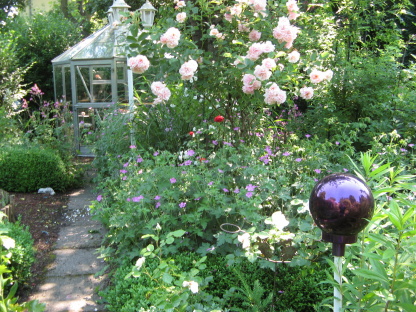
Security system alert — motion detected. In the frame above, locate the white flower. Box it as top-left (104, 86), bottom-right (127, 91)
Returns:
top-left (135, 257), bottom-right (145, 269)
top-left (182, 280), bottom-right (199, 293)
top-left (265, 211), bottom-right (289, 230)
top-left (238, 232), bottom-right (251, 249)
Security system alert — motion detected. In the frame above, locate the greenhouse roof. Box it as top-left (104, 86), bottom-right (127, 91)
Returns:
top-left (52, 24), bottom-right (128, 65)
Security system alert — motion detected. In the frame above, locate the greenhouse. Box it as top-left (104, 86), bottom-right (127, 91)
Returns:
top-left (51, 0), bottom-right (131, 156)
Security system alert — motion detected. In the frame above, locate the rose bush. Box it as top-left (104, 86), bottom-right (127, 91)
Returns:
top-left (123, 0), bottom-right (333, 145)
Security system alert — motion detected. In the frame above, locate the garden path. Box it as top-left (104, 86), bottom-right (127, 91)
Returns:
top-left (29, 170), bottom-right (108, 312)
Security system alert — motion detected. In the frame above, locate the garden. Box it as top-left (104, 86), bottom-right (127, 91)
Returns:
top-left (0, 0), bottom-right (415, 311)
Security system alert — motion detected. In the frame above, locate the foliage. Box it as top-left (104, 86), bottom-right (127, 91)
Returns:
top-left (3, 218), bottom-right (35, 291)
top-left (7, 9), bottom-right (84, 98)
top-left (297, 0), bottom-right (415, 149)
top-left (0, 31), bottom-right (27, 111)
top-left (324, 152), bottom-right (416, 311)
top-left (18, 84), bottom-right (74, 159)
top-left (0, 144), bottom-right (77, 193)
top-left (101, 247), bottom-right (331, 312)
top-left (0, 212), bottom-right (45, 312)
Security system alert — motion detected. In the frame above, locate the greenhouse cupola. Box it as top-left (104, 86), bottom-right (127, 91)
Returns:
top-left (51, 0), bottom-right (132, 156)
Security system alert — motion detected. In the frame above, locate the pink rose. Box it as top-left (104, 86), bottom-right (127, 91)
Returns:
top-left (264, 83), bottom-right (287, 105)
top-left (254, 65), bottom-right (272, 81)
top-left (287, 50), bottom-right (300, 63)
top-left (247, 43), bottom-right (264, 61)
top-left (310, 70), bottom-right (325, 84)
top-left (288, 11), bottom-right (300, 20)
top-left (248, 30), bottom-right (262, 42)
top-left (160, 27), bottom-right (181, 48)
top-left (179, 60), bottom-right (198, 80)
top-left (238, 23), bottom-right (250, 33)
top-left (128, 55), bottom-right (150, 74)
top-left (249, 0), bottom-right (267, 12)
top-left (176, 12), bottom-right (186, 23)
top-left (300, 87), bottom-right (314, 99)
top-left (286, 0), bottom-right (299, 12)
top-left (262, 58), bottom-right (276, 70)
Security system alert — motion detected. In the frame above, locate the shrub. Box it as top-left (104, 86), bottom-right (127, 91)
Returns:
top-left (0, 145), bottom-right (76, 192)
top-left (100, 253), bottom-right (331, 312)
top-left (4, 218), bottom-right (35, 290)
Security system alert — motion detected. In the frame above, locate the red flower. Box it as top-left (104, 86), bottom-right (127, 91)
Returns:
top-left (189, 131), bottom-right (194, 136)
top-left (214, 115), bottom-right (224, 122)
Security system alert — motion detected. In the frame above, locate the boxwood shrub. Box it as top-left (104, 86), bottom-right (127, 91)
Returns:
top-left (0, 145), bottom-right (76, 192)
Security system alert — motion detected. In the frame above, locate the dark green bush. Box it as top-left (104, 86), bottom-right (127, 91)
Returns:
top-left (0, 145), bottom-right (76, 192)
top-left (5, 218), bottom-right (35, 289)
top-left (7, 10), bottom-right (84, 99)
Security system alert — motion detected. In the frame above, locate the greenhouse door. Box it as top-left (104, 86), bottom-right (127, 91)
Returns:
top-left (71, 60), bottom-right (127, 156)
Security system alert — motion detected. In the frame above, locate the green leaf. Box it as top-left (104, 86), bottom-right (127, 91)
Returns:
top-left (170, 229), bottom-right (186, 237)
top-left (354, 268), bottom-right (389, 284)
top-left (388, 200), bottom-right (403, 230)
top-left (162, 272), bottom-right (173, 284)
top-left (165, 236), bottom-right (174, 245)
top-left (146, 244), bottom-right (155, 252)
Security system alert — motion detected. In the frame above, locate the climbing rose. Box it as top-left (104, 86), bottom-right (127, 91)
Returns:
top-left (264, 83), bottom-right (287, 105)
top-left (310, 70), bottom-right (326, 84)
top-left (214, 115), bottom-right (224, 122)
top-left (176, 12), bottom-right (186, 23)
top-left (272, 17), bottom-right (300, 49)
top-left (254, 65), bottom-right (272, 81)
top-left (287, 50), bottom-right (300, 63)
top-left (300, 86), bottom-right (314, 99)
top-left (262, 58), bottom-right (276, 70)
top-left (128, 55), bottom-right (150, 74)
top-left (179, 59), bottom-right (198, 80)
top-left (160, 27), bottom-right (181, 48)
top-left (286, 0), bottom-right (299, 12)
top-left (248, 29), bottom-right (262, 42)
top-left (242, 74), bottom-right (261, 94)
top-left (151, 81), bottom-right (171, 102)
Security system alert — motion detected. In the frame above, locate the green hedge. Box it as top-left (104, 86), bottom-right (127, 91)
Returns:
top-left (0, 145), bottom-right (75, 192)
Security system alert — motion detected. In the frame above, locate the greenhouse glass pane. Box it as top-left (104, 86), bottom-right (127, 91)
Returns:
top-left (76, 67), bottom-right (91, 103)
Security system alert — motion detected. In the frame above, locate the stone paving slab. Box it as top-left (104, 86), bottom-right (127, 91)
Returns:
top-left (47, 248), bottom-right (105, 277)
top-left (30, 275), bottom-right (106, 312)
top-left (55, 225), bottom-right (106, 249)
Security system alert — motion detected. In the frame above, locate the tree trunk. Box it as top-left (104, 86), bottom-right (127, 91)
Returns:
top-left (61, 0), bottom-right (68, 17)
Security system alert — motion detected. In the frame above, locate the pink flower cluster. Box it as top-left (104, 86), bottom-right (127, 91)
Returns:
top-left (310, 69), bottom-right (333, 84)
top-left (160, 27), bottom-right (181, 48)
top-left (179, 60), bottom-right (198, 80)
top-left (128, 55), bottom-right (150, 74)
top-left (151, 81), bottom-right (171, 103)
top-left (272, 17), bottom-right (300, 49)
top-left (264, 83), bottom-right (287, 105)
top-left (242, 74), bottom-right (261, 94)
top-left (247, 41), bottom-right (275, 61)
